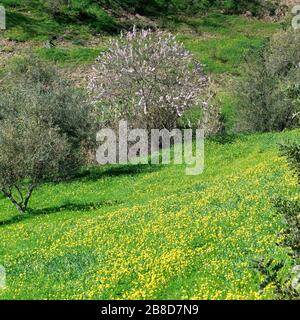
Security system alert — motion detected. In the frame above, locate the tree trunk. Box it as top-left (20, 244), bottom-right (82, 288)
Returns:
top-left (2, 190), bottom-right (26, 214)
top-left (14, 203), bottom-right (26, 214)
top-left (1, 184), bottom-right (35, 214)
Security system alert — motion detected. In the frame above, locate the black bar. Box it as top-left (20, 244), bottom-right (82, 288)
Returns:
top-left (0, 300), bottom-right (298, 319)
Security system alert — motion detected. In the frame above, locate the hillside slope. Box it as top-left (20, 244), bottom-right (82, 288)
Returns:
top-left (0, 130), bottom-right (299, 299)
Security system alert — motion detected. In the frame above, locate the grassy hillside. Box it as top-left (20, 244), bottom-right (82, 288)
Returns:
top-left (0, 6), bottom-right (280, 132)
top-left (0, 0), bottom-right (270, 43)
top-left (0, 130), bottom-right (299, 299)
top-left (0, 2), bottom-right (279, 69)
top-left (176, 13), bottom-right (279, 74)
top-left (1, 1), bottom-right (299, 301)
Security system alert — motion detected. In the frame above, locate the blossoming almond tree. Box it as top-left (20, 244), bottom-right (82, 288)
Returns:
top-left (89, 27), bottom-right (208, 131)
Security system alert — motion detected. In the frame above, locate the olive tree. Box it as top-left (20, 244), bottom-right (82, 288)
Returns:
top-left (235, 30), bottom-right (300, 133)
top-left (0, 57), bottom-right (92, 214)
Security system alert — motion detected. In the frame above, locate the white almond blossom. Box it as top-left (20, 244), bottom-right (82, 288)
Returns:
top-left (88, 28), bottom-right (207, 131)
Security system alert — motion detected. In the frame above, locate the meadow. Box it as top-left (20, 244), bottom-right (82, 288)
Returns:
top-left (0, 130), bottom-right (299, 299)
top-left (0, 1), bottom-right (299, 300)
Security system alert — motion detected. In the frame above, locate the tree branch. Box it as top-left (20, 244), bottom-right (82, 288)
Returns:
top-left (1, 188), bottom-right (25, 214)
top-left (1, 184), bottom-right (36, 214)
top-left (23, 184), bottom-right (35, 212)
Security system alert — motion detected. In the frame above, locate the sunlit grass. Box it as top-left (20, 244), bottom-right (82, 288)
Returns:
top-left (35, 47), bottom-right (104, 65)
top-left (176, 13), bottom-right (279, 74)
top-left (0, 130), bottom-right (299, 299)
top-left (0, 4), bottom-right (292, 301)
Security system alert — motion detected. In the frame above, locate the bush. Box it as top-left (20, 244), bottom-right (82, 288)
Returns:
top-left (89, 27), bottom-right (207, 131)
top-left (235, 30), bottom-right (300, 133)
top-left (0, 57), bottom-right (93, 213)
top-left (98, 0), bottom-right (266, 16)
top-left (220, 0), bottom-right (272, 16)
top-left (44, 0), bottom-right (69, 17)
top-left (280, 142), bottom-right (300, 183)
top-left (98, 0), bottom-right (199, 16)
top-left (256, 143), bottom-right (300, 299)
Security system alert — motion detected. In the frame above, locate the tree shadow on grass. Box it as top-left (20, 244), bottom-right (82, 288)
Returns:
top-left (207, 133), bottom-right (239, 145)
top-left (73, 163), bottom-right (163, 183)
top-left (0, 199), bottom-right (121, 227)
top-left (0, 164), bottom-right (162, 227)
top-left (5, 11), bottom-right (59, 39)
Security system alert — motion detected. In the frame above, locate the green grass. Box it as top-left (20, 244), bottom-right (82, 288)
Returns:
top-left (3, 7), bottom-right (61, 42)
top-left (36, 47), bottom-right (104, 65)
top-left (0, 5), bottom-right (279, 74)
top-left (32, 13), bottom-right (278, 71)
top-left (173, 13), bottom-right (280, 133)
top-left (0, 130), bottom-right (299, 299)
top-left (179, 35), bottom-right (265, 74)
top-left (0, 0), bottom-right (119, 42)
top-left (216, 90), bottom-right (238, 132)
top-left (176, 13), bottom-right (279, 74)
top-left (0, 2), bottom-right (295, 301)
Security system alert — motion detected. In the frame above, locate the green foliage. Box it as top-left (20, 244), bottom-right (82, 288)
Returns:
top-left (46, 0), bottom-right (119, 33)
top-left (0, 56), bottom-right (93, 213)
top-left (256, 143), bottom-right (300, 300)
top-left (235, 30), bottom-right (300, 133)
top-left (274, 197), bottom-right (300, 259)
top-left (177, 107), bottom-right (203, 131)
top-left (220, 0), bottom-right (265, 16)
top-left (254, 257), bottom-right (299, 299)
top-left (214, 91), bottom-right (236, 133)
top-left (43, 0), bottom-right (69, 17)
top-left (97, 0), bottom-right (267, 16)
top-left (280, 142), bottom-right (300, 182)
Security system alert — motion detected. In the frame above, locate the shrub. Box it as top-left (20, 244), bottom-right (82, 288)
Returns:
top-left (235, 30), bottom-right (300, 133)
top-left (256, 143), bottom-right (300, 299)
top-left (280, 142), bottom-right (300, 182)
top-left (44, 0), bottom-right (69, 17)
top-left (220, 0), bottom-right (273, 16)
top-left (98, 0), bottom-right (198, 16)
top-left (0, 57), bottom-right (93, 213)
top-left (89, 27), bottom-right (207, 131)
top-left (98, 0), bottom-right (267, 16)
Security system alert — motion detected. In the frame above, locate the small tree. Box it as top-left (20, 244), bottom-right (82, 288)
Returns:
top-left (88, 27), bottom-right (207, 131)
top-left (44, 0), bottom-right (70, 17)
top-left (0, 57), bottom-right (92, 214)
top-left (256, 142), bottom-right (300, 299)
top-left (235, 29), bottom-right (300, 133)
top-left (0, 120), bottom-right (70, 213)
top-left (280, 142), bottom-right (300, 183)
